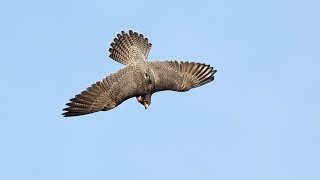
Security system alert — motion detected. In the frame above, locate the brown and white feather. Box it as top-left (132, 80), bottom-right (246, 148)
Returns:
top-left (149, 61), bottom-right (216, 92)
top-left (109, 30), bottom-right (152, 65)
top-left (63, 66), bottom-right (144, 117)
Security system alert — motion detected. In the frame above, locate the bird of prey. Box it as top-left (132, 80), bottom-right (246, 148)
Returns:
top-left (62, 30), bottom-right (217, 117)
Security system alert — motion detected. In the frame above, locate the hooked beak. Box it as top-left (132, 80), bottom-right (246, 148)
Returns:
top-left (143, 102), bottom-right (149, 109)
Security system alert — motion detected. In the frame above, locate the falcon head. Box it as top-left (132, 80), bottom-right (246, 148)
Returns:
top-left (136, 94), bottom-right (151, 109)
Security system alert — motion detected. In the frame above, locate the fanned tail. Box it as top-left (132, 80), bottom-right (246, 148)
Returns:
top-left (109, 30), bottom-right (152, 65)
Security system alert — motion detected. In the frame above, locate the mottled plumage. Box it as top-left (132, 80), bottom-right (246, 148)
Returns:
top-left (62, 30), bottom-right (217, 117)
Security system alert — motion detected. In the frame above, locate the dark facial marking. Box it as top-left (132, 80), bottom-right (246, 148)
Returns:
top-left (145, 73), bottom-right (152, 84)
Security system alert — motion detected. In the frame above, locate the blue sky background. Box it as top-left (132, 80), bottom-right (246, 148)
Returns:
top-left (1, 0), bottom-right (320, 179)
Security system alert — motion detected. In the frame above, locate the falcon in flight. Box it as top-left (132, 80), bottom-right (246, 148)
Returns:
top-left (62, 30), bottom-right (217, 117)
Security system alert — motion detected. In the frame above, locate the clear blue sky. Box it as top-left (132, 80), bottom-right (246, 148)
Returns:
top-left (1, 0), bottom-right (319, 179)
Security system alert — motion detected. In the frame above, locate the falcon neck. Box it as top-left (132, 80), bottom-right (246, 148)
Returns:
top-left (140, 61), bottom-right (155, 93)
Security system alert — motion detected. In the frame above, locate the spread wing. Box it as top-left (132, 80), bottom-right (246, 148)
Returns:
top-left (149, 61), bottom-right (217, 92)
top-left (62, 66), bottom-right (142, 117)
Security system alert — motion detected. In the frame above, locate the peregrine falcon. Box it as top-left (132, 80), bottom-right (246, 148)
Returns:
top-left (62, 30), bottom-right (217, 117)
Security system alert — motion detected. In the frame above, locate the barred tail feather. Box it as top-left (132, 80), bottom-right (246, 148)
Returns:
top-left (109, 30), bottom-right (152, 65)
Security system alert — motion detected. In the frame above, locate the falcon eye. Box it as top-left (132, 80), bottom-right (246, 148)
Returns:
top-left (145, 73), bottom-right (148, 78)
top-left (148, 79), bottom-right (152, 84)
